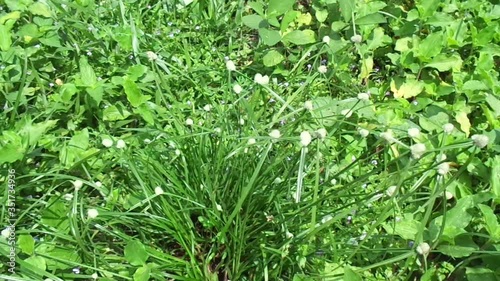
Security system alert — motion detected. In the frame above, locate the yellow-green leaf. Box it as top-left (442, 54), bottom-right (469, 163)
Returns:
top-left (455, 111), bottom-right (471, 137)
top-left (360, 56), bottom-right (373, 79)
top-left (390, 79), bottom-right (424, 99)
top-left (28, 2), bottom-right (52, 17)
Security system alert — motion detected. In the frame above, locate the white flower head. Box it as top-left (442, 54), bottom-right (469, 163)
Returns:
top-left (203, 104), bottom-right (212, 112)
top-left (351, 34), bottom-right (362, 43)
top-left (416, 242), bottom-right (431, 255)
top-left (247, 138), bottom-right (256, 145)
top-left (87, 208), bottom-right (99, 219)
top-left (102, 138), bottom-right (113, 148)
top-left (359, 128), bottom-right (369, 138)
top-left (95, 181), bottom-right (102, 188)
top-left (322, 35), bottom-right (331, 43)
top-left (63, 193), bottom-right (74, 201)
top-left (226, 60), bottom-right (236, 71)
top-left (304, 100), bottom-right (313, 111)
top-left (1, 227), bottom-right (11, 238)
top-left (357, 92), bottom-right (370, 101)
top-left (154, 186), bottom-right (164, 195)
top-left (471, 134), bottom-right (489, 149)
top-left (146, 51), bottom-right (158, 61)
top-left (73, 180), bottom-right (83, 190)
top-left (185, 118), bottom-right (194, 126)
top-left (91, 273), bottom-right (98, 279)
top-left (116, 139), bottom-right (126, 149)
top-left (410, 143), bottom-right (426, 159)
top-left (269, 129), bottom-right (281, 139)
top-left (437, 162), bottom-right (450, 175)
top-left (254, 73), bottom-right (270, 85)
top-left (214, 127), bottom-right (222, 134)
top-left (318, 65), bottom-right (328, 74)
top-left (233, 84), bottom-right (243, 94)
top-left (443, 123), bottom-right (454, 134)
top-left (408, 128), bottom-right (420, 138)
top-left (300, 131), bottom-right (312, 147)
top-left (380, 130), bottom-right (396, 143)
top-left (239, 118), bottom-right (245, 125)
top-left (316, 128), bottom-right (327, 140)
top-left (386, 185), bottom-right (397, 197)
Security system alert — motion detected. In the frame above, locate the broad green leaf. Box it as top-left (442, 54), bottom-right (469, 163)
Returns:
top-left (416, 0), bottom-right (440, 19)
top-left (69, 128), bottom-right (89, 150)
top-left (478, 204), bottom-right (500, 241)
top-left (134, 104), bottom-right (155, 125)
top-left (39, 33), bottom-right (62, 47)
top-left (45, 248), bottom-right (82, 270)
top-left (18, 234), bottom-right (35, 255)
top-left (462, 80), bottom-right (488, 92)
top-left (103, 105), bottom-right (132, 121)
top-left (366, 27), bottom-right (391, 51)
top-left (247, 2), bottom-right (264, 16)
top-left (338, 0), bottom-right (354, 22)
top-left (242, 15), bottom-right (267, 29)
top-left (491, 156), bottom-right (500, 203)
top-left (296, 12), bottom-right (312, 26)
top-left (417, 32), bottom-right (443, 59)
top-left (391, 79), bottom-right (424, 99)
top-left (343, 266), bottom-right (362, 281)
top-left (133, 265), bottom-right (151, 281)
top-left (127, 65), bottom-right (148, 81)
top-left (5, 0), bottom-right (33, 11)
top-left (466, 267), bottom-right (498, 281)
top-left (258, 28), bottom-right (281, 46)
top-left (21, 120), bottom-right (58, 146)
top-left (0, 143), bottom-right (24, 164)
top-left (79, 56), bottom-right (97, 87)
top-left (425, 54), bottom-right (463, 72)
top-left (395, 37), bottom-right (412, 52)
top-left (86, 85), bottom-right (104, 105)
top-left (315, 9), bottom-right (328, 23)
top-left (0, 11), bottom-right (21, 25)
top-left (282, 30), bottom-right (316, 45)
top-left (124, 240), bottom-right (149, 266)
top-left (268, 0), bottom-right (295, 17)
top-left (355, 13), bottom-right (386, 25)
top-left (0, 25), bottom-right (13, 51)
top-left (360, 56), bottom-right (373, 79)
top-left (455, 111), bottom-right (471, 136)
top-left (485, 94), bottom-right (500, 117)
top-left (40, 200), bottom-right (70, 233)
top-left (60, 83), bottom-right (78, 102)
top-left (24, 256), bottom-right (46, 271)
top-left (383, 218), bottom-right (420, 240)
top-left (280, 10), bottom-right (299, 32)
top-left (438, 243), bottom-right (476, 258)
top-left (28, 2), bottom-right (52, 17)
top-left (263, 50), bottom-right (284, 67)
top-left (124, 79), bottom-right (150, 107)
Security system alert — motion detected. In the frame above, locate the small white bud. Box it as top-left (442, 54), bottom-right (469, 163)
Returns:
top-left (408, 128), bottom-right (420, 138)
top-left (87, 209), bottom-right (99, 219)
top-left (254, 73), bottom-right (270, 85)
top-left (359, 129), bottom-right (369, 138)
top-left (203, 104), bottom-right (212, 111)
top-left (186, 118), bottom-right (194, 126)
top-left (322, 35), bottom-right (331, 43)
top-left (437, 162), bottom-right (450, 175)
top-left (304, 100), bottom-right (313, 111)
top-left (233, 84), bottom-right (243, 94)
top-left (316, 128), bottom-right (327, 140)
top-left (269, 129), bottom-right (281, 139)
top-left (247, 138), bottom-right (256, 145)
top-left (341, 109), bottom-right (353, 118)
top-left (410, 143), bottom-right (426, 159)
top-left (102, 138), bottom-right (113, 148)
top-left (318, 65), bottom-right (328, 74)
top-left (386, 185), bottom-right (397, 197)
top-left (445, 191), bottom-right (454, 200)
top-left (300, 131), bottom-right (312, 147)
top-left (226, 60), bottom-right (236, 71)
top-left (73, 180), bottom-right (83, 190)
top-left (416, 242), bottom-right (431, 255)
top-left (146, 51), bottom-right (158, 61)
top-left (116, 139), bottom-right (126, 149)
top-left (216, 204), bottom-right (223, 211)
top-left (442, 123), bottom-right (454, 134)
top-left (154, 186), bottom-right (164, 195)
top-left (63, 193), bottom-right (74, 201)
top-left (471, 134), bottom-right (489, 149)
top-left (351, 34), bottom-right (362, 43)
top-left (380, 130), bottom-right (396, 143)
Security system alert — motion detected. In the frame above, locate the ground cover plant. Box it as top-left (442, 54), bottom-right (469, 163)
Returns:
top-left (1, 0), bottom-right (500, 280)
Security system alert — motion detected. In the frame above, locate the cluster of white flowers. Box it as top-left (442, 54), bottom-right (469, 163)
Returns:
top-left (102, 138), bottom-right (125, 149)
top-left (254, 73), bottom-right (270, 85)
top-left (318, 65), bottom-right (328, 74)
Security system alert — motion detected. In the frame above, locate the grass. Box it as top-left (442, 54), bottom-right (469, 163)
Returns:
top-left (1, 0), bottom-right (500, 280)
